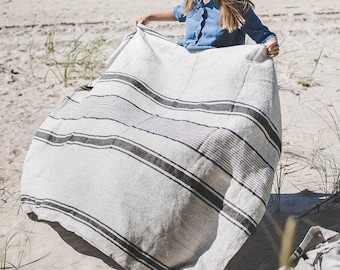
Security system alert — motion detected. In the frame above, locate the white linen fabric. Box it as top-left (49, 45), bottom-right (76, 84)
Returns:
top-left (21, 25), bottom-right (282, 270)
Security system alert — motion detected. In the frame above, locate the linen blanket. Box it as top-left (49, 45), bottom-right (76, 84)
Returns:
top-left (21, 25), bottom-right (282, 270)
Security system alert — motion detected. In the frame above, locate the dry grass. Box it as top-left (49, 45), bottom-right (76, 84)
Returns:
top-left (30, 25), bottom-right (108, 87)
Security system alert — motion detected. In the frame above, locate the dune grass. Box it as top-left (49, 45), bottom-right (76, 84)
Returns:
top-left (43, 27), bottom-right (107, 87)
top-left (273, 162), bottom-right (302, 212)
top-left (282, 47), bottom-right (324, 90)
top-left (0, 186), bottom-right (51, 270)
top-left (1, 223), bottom-right (51, 269)
top-left (282, 141), bottom-right (340, 196)
top-left (306, 96), bottom-right (340, 194)
top-left (297, 48), bottom-right (323, 87)
top-left (30, 25), bottom-right (108, 87)
top-left (305, 95), bottom-right (340, 143)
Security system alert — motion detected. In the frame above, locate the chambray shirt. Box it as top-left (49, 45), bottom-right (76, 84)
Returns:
top-left (173, 0), bottom-right (277, 51)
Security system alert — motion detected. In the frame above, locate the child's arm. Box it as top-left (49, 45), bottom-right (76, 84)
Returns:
top-left (134, 8), bottom-right (177, 28)
top-left (241, 8), bottom-right (280, 57)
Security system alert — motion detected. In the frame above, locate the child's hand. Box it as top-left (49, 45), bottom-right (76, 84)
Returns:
top-left (266, 38), bottom-right (280, 58)
top-left (134, 16), bottom-right (150, 29)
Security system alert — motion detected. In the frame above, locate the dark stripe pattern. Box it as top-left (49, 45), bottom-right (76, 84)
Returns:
top-left (48, 93), bottom-right (275, 204)
top-left (98, 72), bottom-right (281, 154)
top-left (21, 195), bottom-right (172, 270)
top-left (34, 130), bottom-right (257, 235)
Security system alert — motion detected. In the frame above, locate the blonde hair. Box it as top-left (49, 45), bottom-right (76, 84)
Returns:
top-left (184, 0), bottom-right (254, 32)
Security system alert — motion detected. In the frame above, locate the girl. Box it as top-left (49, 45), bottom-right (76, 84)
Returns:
top-left (135, 0), bottom-right (279, 57)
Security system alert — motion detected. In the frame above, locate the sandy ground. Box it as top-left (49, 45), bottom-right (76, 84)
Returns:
top-left (1, 0), bottom-right (339, 269)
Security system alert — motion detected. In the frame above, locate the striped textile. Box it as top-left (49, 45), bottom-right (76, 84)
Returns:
top-left (21, 25), bottom-right (281, 269)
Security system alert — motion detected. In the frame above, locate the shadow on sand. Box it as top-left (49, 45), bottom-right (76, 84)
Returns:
top-left (227, 191), bottom-right (340, 270)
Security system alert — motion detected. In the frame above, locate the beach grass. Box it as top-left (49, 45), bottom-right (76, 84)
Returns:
top-left (0, 191), bottom-right (51, 270)
top-left (297, 48), bottom-right (323, 87)
top-left (30, 26), bottom-right (108, 87)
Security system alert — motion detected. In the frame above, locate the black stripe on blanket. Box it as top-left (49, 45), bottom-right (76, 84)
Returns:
top-left (98, 72), bottom-right (281, 154)
top-left (34, 130), bottom-right (257, 235)
top-left (49, 95), bottom-right (275, 204)
top-left (20, 195), bottom-right (172, 270)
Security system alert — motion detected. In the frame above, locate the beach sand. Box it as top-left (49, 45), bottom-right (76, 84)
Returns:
top-left (1, 0), bottom-right (339, 269)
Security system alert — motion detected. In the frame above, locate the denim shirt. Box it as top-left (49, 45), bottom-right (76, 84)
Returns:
top-left (173, 0), bottom-right (277, 51)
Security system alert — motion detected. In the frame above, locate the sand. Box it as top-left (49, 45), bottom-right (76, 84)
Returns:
top-left (1, 0), bottom-right (339, 269)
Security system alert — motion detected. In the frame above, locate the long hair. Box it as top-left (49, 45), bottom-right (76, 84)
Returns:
top-left (184, 0), bottom-right (255, 32)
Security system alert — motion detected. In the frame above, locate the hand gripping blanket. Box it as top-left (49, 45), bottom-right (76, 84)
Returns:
top-left (21, 25), bottom-right (282, 270)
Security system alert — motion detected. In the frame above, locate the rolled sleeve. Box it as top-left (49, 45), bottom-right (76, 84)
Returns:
top-left (261, 33), bottom-right (277, 44)
top-left (174, 3), bottom-right (186, 22)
